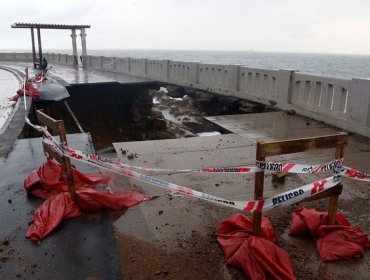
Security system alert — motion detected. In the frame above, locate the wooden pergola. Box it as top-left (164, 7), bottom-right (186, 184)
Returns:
top-left (11, 22), bottom-right (91, 68)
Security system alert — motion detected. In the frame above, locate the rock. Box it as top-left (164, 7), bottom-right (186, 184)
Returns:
top-left (152, 118), bottom-right (168, 129)
top-left (157, 105), bottom-right (169, 111)
top-left (182, 120), bottom-right (204, 132)
top-left (285, 109), bottom-right (296, 115)
top-left (272, 172), bottom-right (287, 183)
top-left (238, 100), bottom-right (264, 113)
top-left (166, 85), bottom-right (185, 98)
top-left (151, 108), bottom-right (165, 119)
top-left (195, 91), bottom-right (215, 103)
top-left (1, 239), bottom-right (9, 245)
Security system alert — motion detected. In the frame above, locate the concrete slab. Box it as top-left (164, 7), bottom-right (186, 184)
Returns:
top-left (111, 112), bottom-right (370, 279)
top-left (0, 133), bottom-right (121, 280)
top-left (206, 111), bottom-right (338, 142)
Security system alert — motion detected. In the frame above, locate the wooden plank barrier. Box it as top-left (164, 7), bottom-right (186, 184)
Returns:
top-left (36, 109), bottom-right (77, 203)
top-left (253, 132), bottom-right (348, 235)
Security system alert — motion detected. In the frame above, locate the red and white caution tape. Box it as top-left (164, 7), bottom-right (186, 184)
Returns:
top-left (242, 176), bottom-right (341, 212)
top-left (339, 166), bottom-right (370, 182)
top-left (42, 138), bottom-right (342, 213)
top-left (255, 159), bottom-right (343, 174)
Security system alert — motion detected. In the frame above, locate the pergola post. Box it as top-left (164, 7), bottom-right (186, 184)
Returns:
top-left (71, 29), bottom-right (78, 65)
top-left (37, 27), bottom-right (43, 67)
top-left (80, 28), bottom-right (87, 66)
top-left (30, 28), bottom-right (37, 68)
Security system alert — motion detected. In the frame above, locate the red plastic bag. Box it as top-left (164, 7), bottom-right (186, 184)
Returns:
top-left (289, 208), bottom-right (350, 236)
top-left (76, 188), bottom-right (147, 212)
top-left (217, 214), bottom-right (296, 280)
top-left (25, 159), bottom-right (111, 199)
top-left (11, 83), bottom-right (40, 101)
top-left (289, 208), bottom-right (370, 261)
top-left (26, 192), bottom-right (82, 241)
top-left (25, 159), bottom-right (148, 242)
top-left (317, 225), bottom-right (370, 261)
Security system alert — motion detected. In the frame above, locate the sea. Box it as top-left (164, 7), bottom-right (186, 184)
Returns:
top-left (2, 49), bottom-right (370, 79)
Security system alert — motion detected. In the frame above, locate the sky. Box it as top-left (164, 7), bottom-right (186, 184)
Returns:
top-left (1, 0), bottom-right (370, 55)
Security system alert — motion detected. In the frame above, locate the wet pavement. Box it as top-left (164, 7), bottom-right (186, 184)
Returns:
top-left (0, 133), bottom-right (121, 280)
top-left (0, 67), bottom-right (20, 133)
top-left (1, 62), bottom-right (152, 86)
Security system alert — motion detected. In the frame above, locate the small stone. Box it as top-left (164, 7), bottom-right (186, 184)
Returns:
top-left (158, 210), bottom-right (163, 215)
top-left (1, 239), bottom-right (9, 245)
top-left (8, 199), bottom-right (12, 204)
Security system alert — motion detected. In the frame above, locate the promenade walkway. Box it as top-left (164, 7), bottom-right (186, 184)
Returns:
top-left (0, 61), bottom-right (369, 279)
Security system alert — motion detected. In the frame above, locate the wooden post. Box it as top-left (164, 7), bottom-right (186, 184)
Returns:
top-left (253, 142), bottom-right (265, 236)
top-left (328, 145), bottom-right (345, 224)
top-left (58, 121), bottom-right (77, 203)
top-left (36, 110), bottom-right (77, 203)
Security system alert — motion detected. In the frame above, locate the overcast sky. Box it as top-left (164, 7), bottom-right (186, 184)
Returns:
top-left (1, 0), bottom-right (370, 55)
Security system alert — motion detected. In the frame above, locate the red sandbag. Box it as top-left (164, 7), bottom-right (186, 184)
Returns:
top-left (217, 214), bottom-right (296, 280)
top-left (317, 225), bottom-right (370, 261)
top-left (76, 187), bottom-right (147, 212)
top-left (25, 159), bottom-right (148, 242)
top-left (24, 159), bottom-right (111, 199)
top-left (26, 192), bottom-right (82, 241)
top-left (289, 208), bottom-right (370, 261)
top-left (289, 208), bottom-right (350, 236)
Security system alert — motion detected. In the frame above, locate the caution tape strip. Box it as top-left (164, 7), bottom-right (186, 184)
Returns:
top-left (42, 138), bottom-right (342, 213)
top-left (339, 166), bottom-right (370, 182)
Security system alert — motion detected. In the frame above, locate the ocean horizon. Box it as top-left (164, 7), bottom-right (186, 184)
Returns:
top-left (1, 49), bottom-right (370, 79)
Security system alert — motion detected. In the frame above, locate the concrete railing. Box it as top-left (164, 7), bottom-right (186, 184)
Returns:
top-left (1, 52), bottom-right (370, 138)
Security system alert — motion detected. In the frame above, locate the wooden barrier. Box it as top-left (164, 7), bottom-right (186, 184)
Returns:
top-left (36, 109), bottom-right (77, 202)
top-left (253, 132), bottom-right (348, 235)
